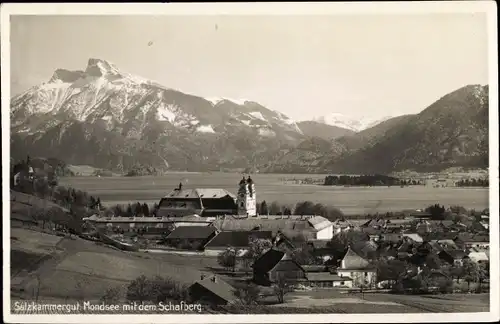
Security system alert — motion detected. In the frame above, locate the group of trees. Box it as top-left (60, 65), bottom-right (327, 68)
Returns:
top-left (455, 178), bottom-right (489, 187)
top-left (323, 174), bottom-right (418, 187)
top-left (375, 257), bottom-right (489, 294)
top-left (106, 202), bottom-right (158, 218)
top-left (256, 200), bottom-right (344, 222)
top-left (125, 275), bottom-right (190, 304)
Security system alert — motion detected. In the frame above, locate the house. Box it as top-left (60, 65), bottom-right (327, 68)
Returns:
top-left (468, 250), bottom-right (489, 264)
top-left (402, 233), bottom-right (423, 243)
top-left (211, 215), bottom-right (334, 241)
top-left (455, 234), bottom-right (489, 249)
top-left (189, 275), bottom-right (236, 306)
top-left (381, 233), bottom-right (403, 244)
top-left (162, 226), bottom-right (218, 250)
top-left (335, 247), bottom-right (377, 288)
top-left (157, 186), bottom-right (238, 217)
top-left (252, 249), bottom-right (306, 286)
top-left (306, 240), bottom-right (338, 262)
top-left (306, 272), bottom-right (353, 288)
top-left (361, 218), bottom-right (386, 229)
top-left (438, 249), bottom-right (467, 265)
top-left (82, 214), bottom-right (215, 232)
top-left (203, 230), bottom-right (273, 256)
top-left (332, 220), bottom-right (355, 234)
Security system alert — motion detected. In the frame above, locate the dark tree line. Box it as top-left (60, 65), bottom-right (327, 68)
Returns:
top-left (255, 200), bottom-right (344, 221)
top-left (324, 174), bottom-right (421, 187)
top-left (107, 202), bottom-right (158, 217)
top-left (456, 178), bottom-right (489, 187)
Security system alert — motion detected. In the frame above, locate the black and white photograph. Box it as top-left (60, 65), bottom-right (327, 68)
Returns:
top-left (2, 2), bottom-right (498, 323)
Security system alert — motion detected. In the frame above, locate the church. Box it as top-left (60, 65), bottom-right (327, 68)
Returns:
top-left (156, 176), bottom-right (258, 218)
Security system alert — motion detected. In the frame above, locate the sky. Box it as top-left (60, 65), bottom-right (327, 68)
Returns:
top-left (10, 14), bottom-right (489, 121)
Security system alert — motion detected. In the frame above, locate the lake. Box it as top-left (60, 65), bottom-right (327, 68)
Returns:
top-left (59, 173), bottom-right (489, 215)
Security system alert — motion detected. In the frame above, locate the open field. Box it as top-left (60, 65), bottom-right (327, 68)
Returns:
top-left (10, 227), bottom-right (220, 303)
top-left (59, 173), bottom-right (489, 215)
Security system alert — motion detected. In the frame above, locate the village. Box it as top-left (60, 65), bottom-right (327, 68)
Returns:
top-left (10, 161), bottom-right (491, 312)
top-left (76, 177), bottom-right (490, 307)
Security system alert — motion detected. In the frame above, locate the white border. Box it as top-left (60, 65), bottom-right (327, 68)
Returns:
top-left (1, 2), bottom-right (498, 323)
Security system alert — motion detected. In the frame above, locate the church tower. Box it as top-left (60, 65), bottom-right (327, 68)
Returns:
top-left (237, 176), bottom-right (257, 217)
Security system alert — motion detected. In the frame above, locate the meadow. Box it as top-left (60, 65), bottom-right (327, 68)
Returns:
top-left (59, 173), bottom-right (489, 215)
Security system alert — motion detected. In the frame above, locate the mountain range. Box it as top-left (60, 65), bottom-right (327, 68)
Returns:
top-left (10, 58), bottom-right (489, 174)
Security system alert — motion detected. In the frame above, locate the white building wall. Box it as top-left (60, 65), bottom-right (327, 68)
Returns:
top-left (315, 226), bottom-right (333, 240)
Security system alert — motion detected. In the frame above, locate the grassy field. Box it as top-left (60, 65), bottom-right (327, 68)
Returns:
top-left (59, 173), bottom-right (489, 215)
top-left (10, 227), bottom-right (220, 303)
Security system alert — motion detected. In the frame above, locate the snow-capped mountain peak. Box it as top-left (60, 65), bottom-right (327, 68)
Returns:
top-left (11, 58), bottom-right (304, 141)
top-left (313, 113), bottom-right (395, 132)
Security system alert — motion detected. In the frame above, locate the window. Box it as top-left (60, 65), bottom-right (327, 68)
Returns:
top-left (340, 281), bottom-right (344, 285)
top-left (364, 272), bottom-right (368, 276)
top-left (240, 202), bottom-right (244, 207)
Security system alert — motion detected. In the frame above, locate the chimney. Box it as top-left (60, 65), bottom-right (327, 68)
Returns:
top-left (201, 274), bottom-right (206, 280)
top-left (211, 276), bottom-right (216, 283)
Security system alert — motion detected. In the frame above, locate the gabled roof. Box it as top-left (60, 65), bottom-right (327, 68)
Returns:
top-left (166, 226), bottom-right (217, 240)
top-left (211, 215), bottom-right (326, 239)
top-left (204, 230), bottom-right (273, 249)
top-left (191, 276), bottom-right (235, 303)
top-left (402, 233), bottom-right (423, 243)
top-left (165, 188), bottom-right (236, 199)
top-left (252, 248), bottom-right (304, 273)
top-left (307, 216), bottom-right (333, 231)
top-left (340, 247), bottom-right (370, 270)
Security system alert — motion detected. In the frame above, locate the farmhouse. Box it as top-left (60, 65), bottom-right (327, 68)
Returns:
top-left (307, 272), bottom-right (353, 288)
top-left (157, 185), bottom-right (238, 217)
top-left (82, 214), bottom-right (214, 232)
top-left (212, 215), bottom-right (334, 240)
top-left (203, 230), bottom-right (273, 256)
top-left (189, 275), bottom-right (236, 306)
top-left (456, 234), bottom-right (489, 249)
top-left (336, 247), bottom-right (377, 288)
top-left (438, 249), bottom-right (467, 266)
top-left (468, 250), bottom-right (489, 263)
top-left (402, 233), bottom-right (423, 243)
top-left (252, 249), bottom-right (306, 286)
top-left (162, 226), bottom-right (219, 250)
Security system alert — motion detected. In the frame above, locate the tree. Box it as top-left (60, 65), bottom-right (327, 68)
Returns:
top-left (100, 287), bottom-right (122, 303)
top-left (375, 258), bottom-right (409, 289)
top-left (273, 273), bottom-right (293, 304)
top-left (290, 243), bottom-right (321, 265)
top-left (293, 201), bottom-right (315, 215)
top-left (269, 201), bottom-right (282, 215)
top-left (260, 201), bottom-right (269, 215)
top-left (242, 237), bottom-right (273, 271)
top-left (283, 207), bottom-right (292, 216)
top-left (217, 248), bottom-right (239, 272)
top-left (463, 259), bottom-right (481, 291)
top-left (425, 204), bottom-right (446, 220)
top-left (148, 275), bottom-right (190, 303)
top-left (233, 282), bottom-right (261, 306)
top-left (449, 264), bottom-right (465, 283)
top-left (142, 203), bottom-right (150, 217)
top-left (425, 253), bottom-right (442, 270)
top-left (126, 204), bottom-right (133, 217)
top-left (135, 202), bottom-right (143, 216)
top-left (126, 275), bottom-right (151, 304)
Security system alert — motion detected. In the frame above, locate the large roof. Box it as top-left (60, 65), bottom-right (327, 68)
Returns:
top-left (340, 247), bottom-right (371, 270)
top-left (165, 188), bottom-right (236, 199)
top-left (166, 226), bottom-right (217, 240)
top-left (191, 276), bottom-right (235, 303)
top-left (211, 215), bottom-right (332, 239)
top-left (204, 230), bottom-right (273, 249)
